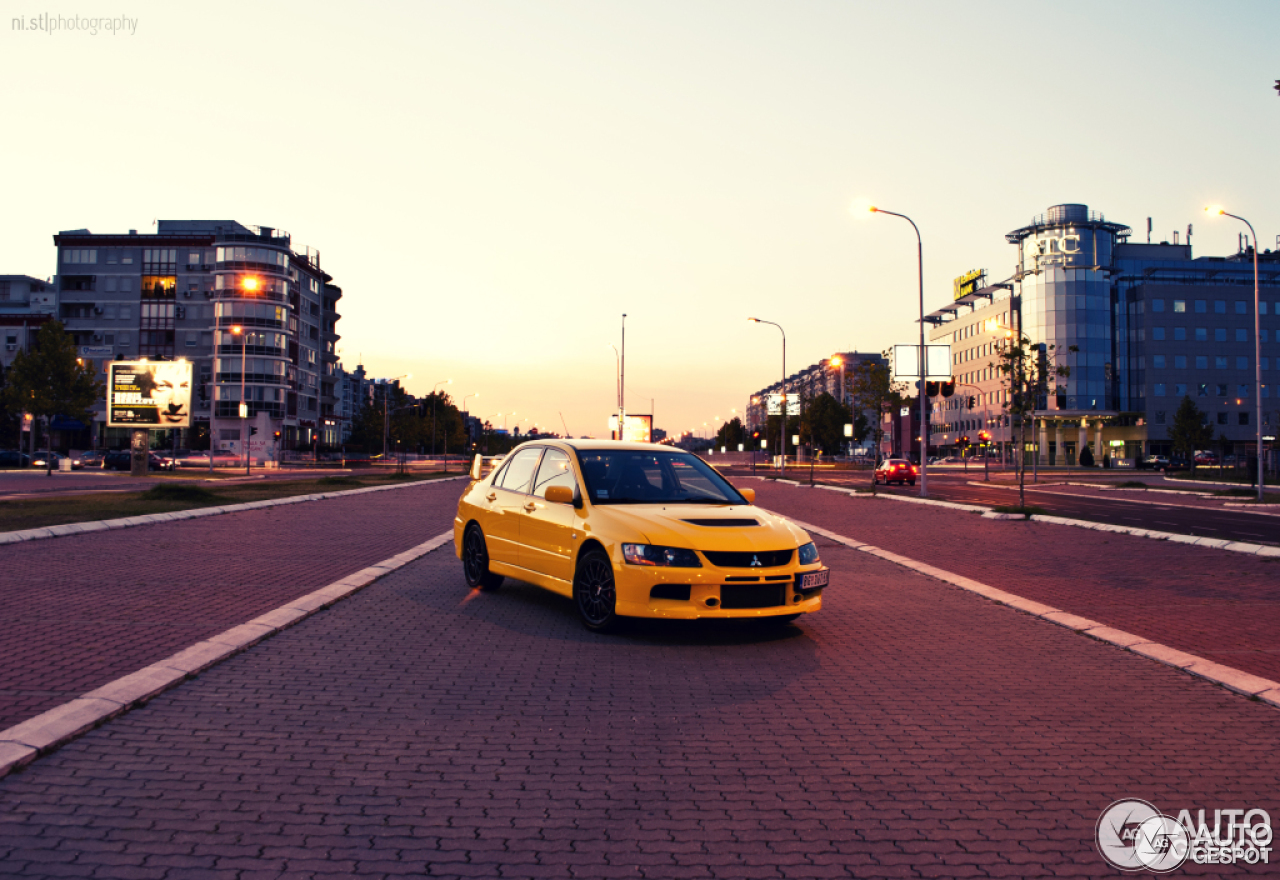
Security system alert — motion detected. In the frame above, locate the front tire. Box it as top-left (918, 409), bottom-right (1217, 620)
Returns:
top-left (462, 524), bottom-right (504, 591)
top-left (574, 548), bottom-right (620, 633)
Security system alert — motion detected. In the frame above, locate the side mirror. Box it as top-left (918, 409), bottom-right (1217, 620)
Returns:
top-left (469, 454), bottom-right (482, 481)
top-left (544, 485), bottom-right (574, 505)
top-left (739, 487), bottom-right (756, 504)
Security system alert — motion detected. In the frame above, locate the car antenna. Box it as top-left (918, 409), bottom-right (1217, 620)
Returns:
top-left (559, 411), bottom-right (570, 438)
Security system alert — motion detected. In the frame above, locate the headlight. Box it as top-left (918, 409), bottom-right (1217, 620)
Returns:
top-left (621, 543), bottom-right (702, 568)
top-left (798, 542), bottom-right (820, 565)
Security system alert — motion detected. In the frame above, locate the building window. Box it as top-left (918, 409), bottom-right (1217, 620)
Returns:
top-left (1238, 384), bottom-right (1250, 397)
top-left (1214, 300), bottom-right (1226, 314)
top-left (1217, 412), bottom-right (1228, 425)
top-left (1214, 328), bottom-right (1226, 342)
top-left (1216, 357), bottom-right (1227, 369)
top-left (1175, 356), bottom-right (1187, 369)
top-left (62, 249), bottom-right (97, 264)
top-left (1263, 329), bottom-right (1270, 343)
top-left (1196, 328), bottom-right (1208, 341)
top-left (1235, 301), bottom-right (1247, 314)
top-left (1174, 300), bottom-right (1186, 313)
top-left (105, 250), bottom-right (118, 264)
top-left (1152, 327), bottom-right (1166, 340)
top-left (1151, 299), bottom-right (1164, 313)
top-left (1198, 384), bottom-right (1208, 396)
top-left (1154, 383), bottom-right (1166, 397)
top-left (1196, 356), bottom-right (1208, 369)
top-left (1263, 358), bottom-right (1271, 371)
top-left (1237, 357), bottom-right (1249, 370)
top-left (1155, 411), bottom-right (1166, 425)
top-left (1153, 355), bottom-right (1166, 369)
top-left (1237, 329), bottom-right (1248, 342)
top-left (1174, 327), bottom-right (1187, 341)
top-left (1240, 412), bottom-right (1250, 425)
top-left (1175, 384), bottom-right (1187, 396)
top-left (1217, 384), bottom-right (1228, 396)
top-left (1195, 300), bottom-right (1207, 313)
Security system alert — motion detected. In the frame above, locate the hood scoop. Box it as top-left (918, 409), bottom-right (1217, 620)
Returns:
top-left (681, 518), bottom-right (760, 527)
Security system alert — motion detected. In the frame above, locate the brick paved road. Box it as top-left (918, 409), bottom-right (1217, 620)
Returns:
top-left (2, 537), bottom-right (1277, 877)
top-left (751, 481), bottom-right (1280, 683)
top-left (0, 479), bottom-right (460, 730)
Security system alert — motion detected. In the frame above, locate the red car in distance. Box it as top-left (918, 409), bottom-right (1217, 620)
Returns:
top-left (874, 458), bottom-right (918, 486)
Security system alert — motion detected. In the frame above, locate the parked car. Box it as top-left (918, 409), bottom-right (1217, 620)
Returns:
top-left (874, 458), bottom-right (919, 486)
top-left (1166, 457), bottom-right (1191, 472)
top-left (1143, 455), bottom-right (1169, 469)
top-left (78, 450), bottom-right (107, 469)
top-left (1193, 451), bottom-right (1219, 465)
top-left (30, 451), bottom-right (82, 470)
top-left (0, 450), bottom-right (30, 469)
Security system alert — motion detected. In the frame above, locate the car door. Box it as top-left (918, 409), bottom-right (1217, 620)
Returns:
top-left (520, 448), bottom-right (580, 586)
top-left (484, 446), bottom-right (544, 568)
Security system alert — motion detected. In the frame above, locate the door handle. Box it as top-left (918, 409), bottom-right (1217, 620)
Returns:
top-left (486, 492), bottom-right (497, 501)
top-left (524, 502), bottom-right (538, 512)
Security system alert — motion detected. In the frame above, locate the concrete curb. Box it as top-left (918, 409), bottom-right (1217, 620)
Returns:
top-left (0, 528), bottom-right (456, 779)
top-left (0, 476), bottom-right (468, 547)
top-left (771, 509), bottom-right (1280, 711)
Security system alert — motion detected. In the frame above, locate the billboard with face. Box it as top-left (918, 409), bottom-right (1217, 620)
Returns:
top-left (107, 360), bottom-right (193, 428)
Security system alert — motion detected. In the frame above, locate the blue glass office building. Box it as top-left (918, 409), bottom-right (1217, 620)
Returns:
top-left (928, 204), bottom-right (1278, 464)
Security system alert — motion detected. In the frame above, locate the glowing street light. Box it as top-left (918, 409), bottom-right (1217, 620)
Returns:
top-left (864, 204), bottom-right (929, 498)
top-left (749, 317), bottom-right (787, 472)
top-left (1206, 205), bottom-right (1264, 501)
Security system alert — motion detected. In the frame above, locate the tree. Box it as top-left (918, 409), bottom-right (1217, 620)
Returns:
top-left (995, 333), bottom-right (1074, 509)
top-left (803, 392), bottom-right (851, 456)
top-left (847, 355), bottom-right (905, 494)
top-left (1167, 396), bottom-right (1211, 471)
top-left (0, 321), bottom-right (103, 475)
top-left (714, 416), bottom-right (746, 451)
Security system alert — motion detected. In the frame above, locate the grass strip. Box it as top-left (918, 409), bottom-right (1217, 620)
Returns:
top-left (0, 471), bottom-right (454, 532)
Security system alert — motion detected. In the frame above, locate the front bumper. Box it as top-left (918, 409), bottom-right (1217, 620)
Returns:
top-left (614, 563), bottom-right (829, 620)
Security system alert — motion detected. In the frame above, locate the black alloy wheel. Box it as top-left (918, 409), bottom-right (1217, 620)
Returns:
top-left (462, 524), bottom-right (504, 591)
top-left (574, 548), bottom-right (620, 632)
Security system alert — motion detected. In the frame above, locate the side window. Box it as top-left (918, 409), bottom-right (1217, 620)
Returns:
top-left (531, 449), bottom-right (578, 497)
top-left (496, 447), bottom-right (542, 494)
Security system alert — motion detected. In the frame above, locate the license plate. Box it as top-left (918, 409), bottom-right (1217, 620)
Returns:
top-left (795, 568), bottom-right (830, 591)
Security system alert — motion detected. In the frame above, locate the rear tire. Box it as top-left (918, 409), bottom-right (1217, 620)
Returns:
top-left (462, 524), bottom-right (504, 591)
top-left (574, 548), bottom-right (620, 633)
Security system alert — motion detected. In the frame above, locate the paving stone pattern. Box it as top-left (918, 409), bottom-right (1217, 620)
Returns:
top-left (0, 480), bottom-right (459, 730)
top-left (2, 541), bottom-right (1277, 878)
top-left (754, 481), bottom-right (1280, 683)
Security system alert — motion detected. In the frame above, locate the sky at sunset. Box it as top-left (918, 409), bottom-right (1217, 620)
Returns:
top-left (3, 0), bottom-right (1277, 438)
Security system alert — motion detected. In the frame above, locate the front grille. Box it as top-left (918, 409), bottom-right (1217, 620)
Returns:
top-left (720, 583), bottom-right (787, 609)
top-left (702, 549), bottom-right (794, 568)
top-left (650, 584), bottom-right (691, 601)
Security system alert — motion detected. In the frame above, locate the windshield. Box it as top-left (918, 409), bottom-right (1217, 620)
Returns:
top-left (574, 449), bottom-right (746, 505)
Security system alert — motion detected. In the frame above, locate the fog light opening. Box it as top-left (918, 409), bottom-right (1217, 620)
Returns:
top-left (792, 594), bottom-right (803, 603)
top-left (705, 597), bottom-right (719, 608)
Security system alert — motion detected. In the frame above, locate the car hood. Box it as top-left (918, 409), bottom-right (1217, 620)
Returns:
top-left (583, 503), bottom-right (807, 552)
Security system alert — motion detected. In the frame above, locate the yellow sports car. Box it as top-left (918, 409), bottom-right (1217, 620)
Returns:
top-left (454, 439), bottom-right (829, 631)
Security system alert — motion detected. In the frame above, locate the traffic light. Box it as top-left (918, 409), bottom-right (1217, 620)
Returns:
top-left (273, 430), bottom-right (281, 440)
top-left (941, 380), bottom-right (955, 398)
top-left (967, 395), bottom-right (976, 409)
top-left (250, 426), bottom-right (258, 436)
top-left (960, 435), bottom-right (969, 447)
top-left (925, 381), bottom-right (939, 397)
top-left (979, 430), bottom-right (991, 444)
top-left (1275, 79), bottom-right (1280, 96)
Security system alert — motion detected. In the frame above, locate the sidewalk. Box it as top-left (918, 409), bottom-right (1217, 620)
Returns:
top-left (754, 481), bottom-right (1280, 683)
top-left (0, 479), bottom-right (462, 730)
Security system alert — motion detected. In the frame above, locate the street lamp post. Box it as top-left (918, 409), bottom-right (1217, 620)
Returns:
top-left (749, 318), bottom-right (786, 472)
top-left (869, 206), bottom-right (929, 498)
top-left (229, 324), bottom-right (249, 475)
top-left (431, 378), bottom-right (452, 460)
top-left (382, 373), bottom-right (411, 466)
top-left (1207, 206), bottom-right (1265, 502)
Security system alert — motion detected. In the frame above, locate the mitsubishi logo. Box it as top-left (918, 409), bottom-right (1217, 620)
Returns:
top-left (750, 555), bottom-right (762, 567)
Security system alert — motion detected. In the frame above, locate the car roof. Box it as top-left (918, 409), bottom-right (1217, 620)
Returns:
top-left (512, 439), bottom-right (686, 454)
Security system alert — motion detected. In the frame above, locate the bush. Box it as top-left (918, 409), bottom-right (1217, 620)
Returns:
top-left (317, 476), bottom-right (360, 487)
top-left (1079, 446), bottom-right (1094, 467)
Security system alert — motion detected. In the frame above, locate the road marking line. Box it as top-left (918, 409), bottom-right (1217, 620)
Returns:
top-left (764, 508), bottom-right (1280, 712)
top-left (0, 528), bottom-right (457, 779)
